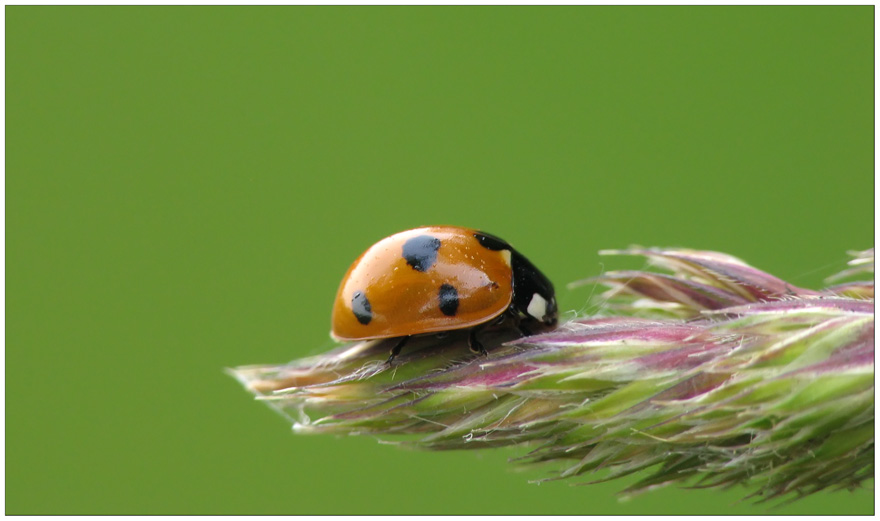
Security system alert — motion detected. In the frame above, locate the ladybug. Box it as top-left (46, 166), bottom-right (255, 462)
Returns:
top-left (331, 226), bottom-right (557, 361)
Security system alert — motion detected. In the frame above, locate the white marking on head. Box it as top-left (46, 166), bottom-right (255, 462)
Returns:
top-left (500, 249), bottom-right (512, 267)
top-left (527, 293), bottom-right (548, 321)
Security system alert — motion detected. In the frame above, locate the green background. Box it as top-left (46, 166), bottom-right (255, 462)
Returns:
top-left (7, 6), bottom-right (873, 515)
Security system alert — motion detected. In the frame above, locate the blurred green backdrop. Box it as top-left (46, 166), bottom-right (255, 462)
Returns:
top-left (7, 6), bottom-right (873, 515)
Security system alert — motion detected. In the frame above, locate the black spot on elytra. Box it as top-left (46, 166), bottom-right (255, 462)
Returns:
top-left (351, 291), bottom-right (372, 325)
top-left (402, 235), bottom-right (441, 272)
top-left (438, 284), bottom-right (459, 316)
top-left (473, 231), bottom-right (511, 251)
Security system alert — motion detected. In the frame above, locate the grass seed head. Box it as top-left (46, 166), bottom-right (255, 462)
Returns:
top-left (231, 247), bottom-right (874, 502)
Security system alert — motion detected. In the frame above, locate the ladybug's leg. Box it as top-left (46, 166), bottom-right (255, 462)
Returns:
top-left (386, 336), bottom-right (410, 364)
top-left (467, 328), bottom-right (489, 356)
top-left (505, 308), bottom-right (533, 337)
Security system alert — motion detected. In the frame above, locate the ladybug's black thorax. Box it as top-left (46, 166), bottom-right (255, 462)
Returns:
top-left (474, 231), bottom-right (557, 326)
top-left (509, 249), bottom-right (557, 323)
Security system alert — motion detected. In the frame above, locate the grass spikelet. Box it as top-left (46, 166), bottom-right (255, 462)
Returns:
top-left (230, 248), bottom-right (874, 501)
